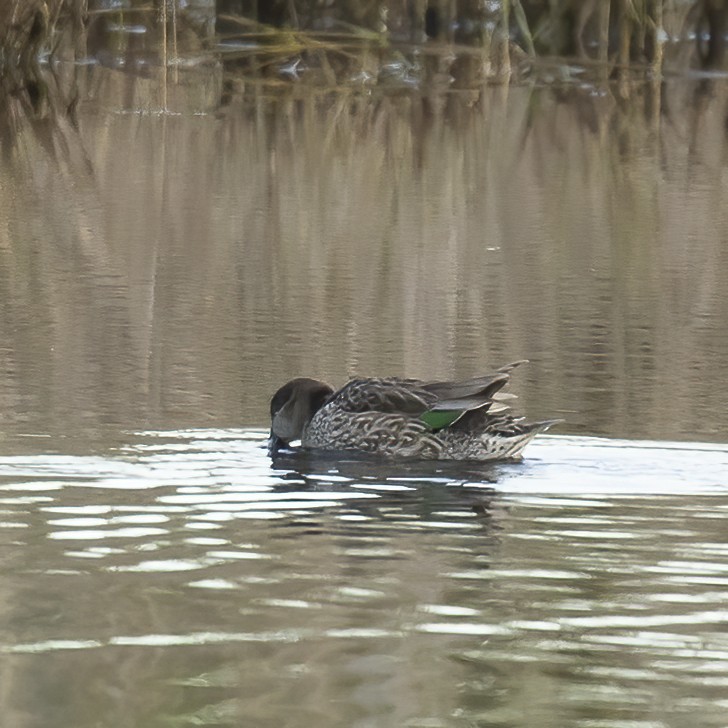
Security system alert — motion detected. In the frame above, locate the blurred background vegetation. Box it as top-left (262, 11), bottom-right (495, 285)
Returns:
top-left (1, 1), bottom-right (728, 108)
top-left (2, 0), bottom-right (727, 154)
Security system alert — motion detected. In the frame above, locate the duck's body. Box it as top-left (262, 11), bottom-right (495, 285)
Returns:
top-left (269, 362), bottom-right (558, 462)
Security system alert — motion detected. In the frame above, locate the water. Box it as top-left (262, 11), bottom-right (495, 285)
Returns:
top-left (2, 51), bottom-right (728, 726)
top-left (1, 432), bottom-right (728, 727)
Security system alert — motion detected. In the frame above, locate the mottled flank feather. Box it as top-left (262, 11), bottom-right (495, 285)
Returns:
top-left (268, 362), bottom-right (559, 462)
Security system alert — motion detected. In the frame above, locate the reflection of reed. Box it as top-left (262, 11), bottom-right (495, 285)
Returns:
top-left (1, 66), bottom-right (727, 444)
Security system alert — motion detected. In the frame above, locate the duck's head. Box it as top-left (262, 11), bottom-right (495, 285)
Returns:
top-left (268, 378), bottom-right (334, 456)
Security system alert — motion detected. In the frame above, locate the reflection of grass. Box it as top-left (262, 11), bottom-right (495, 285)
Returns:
top-left (2, 70), bottom-right (728, 441)
top-left (2, 3), bottom-right (728, 442)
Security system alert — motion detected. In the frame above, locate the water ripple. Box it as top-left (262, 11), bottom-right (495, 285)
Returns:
top-left (0, 430), bottom-right (727, 728)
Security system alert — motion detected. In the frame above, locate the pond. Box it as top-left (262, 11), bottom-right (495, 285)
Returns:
top-left (1, 45), bottom-right (728, 727)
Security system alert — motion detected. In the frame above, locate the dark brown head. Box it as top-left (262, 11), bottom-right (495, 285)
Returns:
top-left (268, 378), bottom-right (334, 456)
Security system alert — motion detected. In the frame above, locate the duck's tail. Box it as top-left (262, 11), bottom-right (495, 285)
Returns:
top-left (481, 418), bottom-right (562, 460)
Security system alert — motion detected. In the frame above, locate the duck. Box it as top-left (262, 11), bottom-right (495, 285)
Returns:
top-left (268, 361), bottom-right (558, 461)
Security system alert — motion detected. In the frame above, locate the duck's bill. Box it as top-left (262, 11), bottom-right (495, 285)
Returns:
top-left (268, 432), bottom-right (286, 457)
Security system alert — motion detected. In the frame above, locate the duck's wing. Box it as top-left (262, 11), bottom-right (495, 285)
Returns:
top-left (417, 362), bottom-right (529, 429)
top-left (332, 378), bottom-right (438, 415)
top-left (421, 362), bottom-right (527, 410)
top-left (421, 376), bottom-right (507, 410)
top-left (331, 363), bottom-right (526, 429)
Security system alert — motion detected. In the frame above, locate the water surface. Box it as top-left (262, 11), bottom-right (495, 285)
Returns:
top-left (1, 432), bottom-right (727, 727)
top-left (1, 54), bottom-right (728, 727)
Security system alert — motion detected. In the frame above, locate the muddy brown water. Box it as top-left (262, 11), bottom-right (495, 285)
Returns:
top-left (1, 58), bottom-right (728, 727)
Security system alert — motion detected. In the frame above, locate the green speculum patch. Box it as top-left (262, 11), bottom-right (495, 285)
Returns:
top-left (420, 409), bottom-right (462, 431)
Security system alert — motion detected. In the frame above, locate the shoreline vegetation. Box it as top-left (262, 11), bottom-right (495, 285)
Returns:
top-left (1, 2), bottom-right (727, 112)
top-left (1, 1), bottom-right (726, 154)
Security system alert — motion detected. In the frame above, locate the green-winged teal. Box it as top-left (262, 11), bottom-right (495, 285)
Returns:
top-left (268, 361), bottom-right (558, 461)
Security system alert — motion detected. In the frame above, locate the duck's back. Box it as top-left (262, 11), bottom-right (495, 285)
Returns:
top-left (304, 398), bottom-right (444, 459)
top-left (300, 374), bottom-right (554, 461)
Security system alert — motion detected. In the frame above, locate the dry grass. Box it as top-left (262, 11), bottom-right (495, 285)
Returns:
top-left (1, 1), bottom-right (727, 94)
top-left (0, 0), bottom-right (723, 147)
